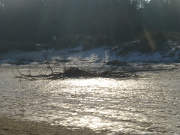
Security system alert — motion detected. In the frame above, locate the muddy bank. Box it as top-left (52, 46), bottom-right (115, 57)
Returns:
top-left (0, 116), bottom-right (106, 135)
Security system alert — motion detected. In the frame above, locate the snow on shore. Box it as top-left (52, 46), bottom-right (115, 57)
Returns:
top-left (0, 44), bottom-right (180, 65)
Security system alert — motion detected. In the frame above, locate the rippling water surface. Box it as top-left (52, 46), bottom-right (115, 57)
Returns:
top-left (0, 65), bottom-right (180, 135)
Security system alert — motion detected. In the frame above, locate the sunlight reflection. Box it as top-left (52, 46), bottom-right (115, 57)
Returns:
top-left (68, 78), bottom-right (119, 87)
top-left (64, 115), bottom-right (113, 129)
top-left (36, 78), bottom-right (154, 133)
top-left (44, 78), bottom-right (141, 93)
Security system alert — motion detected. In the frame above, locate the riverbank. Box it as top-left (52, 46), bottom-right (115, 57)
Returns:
top-left (1, 40), bottom-right (180, 66)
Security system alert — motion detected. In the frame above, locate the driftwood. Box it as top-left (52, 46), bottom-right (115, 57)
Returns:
top-left (16, 67), bottom-right (138, 80)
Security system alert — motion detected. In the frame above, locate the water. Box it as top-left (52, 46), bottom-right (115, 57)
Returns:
top-left (0, 65), bottom-right (180, 135)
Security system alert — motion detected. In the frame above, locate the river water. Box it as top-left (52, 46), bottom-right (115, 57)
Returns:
top-left (0, 64), bottom-right (180, 135)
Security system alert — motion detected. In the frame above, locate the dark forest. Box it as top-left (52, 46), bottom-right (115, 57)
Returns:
top-left (0, 0), bottom-right (180, 52)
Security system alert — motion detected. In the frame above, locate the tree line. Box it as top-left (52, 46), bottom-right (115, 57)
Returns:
top-left (0, 0), bottom-right (180, 51)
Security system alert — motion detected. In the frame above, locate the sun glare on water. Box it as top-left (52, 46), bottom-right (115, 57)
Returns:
top-left (36, 78), bottom-right (151, 133)
top-left (68, 78), bottom-right (119, 88)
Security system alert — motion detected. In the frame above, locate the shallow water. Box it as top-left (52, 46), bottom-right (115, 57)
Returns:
top-left (0, 65), bottom-right (180, 135)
